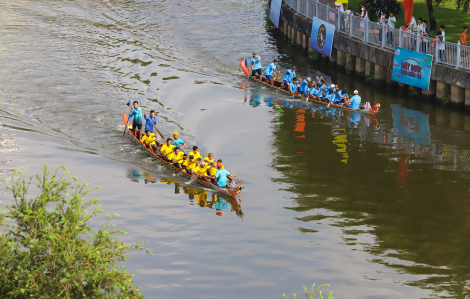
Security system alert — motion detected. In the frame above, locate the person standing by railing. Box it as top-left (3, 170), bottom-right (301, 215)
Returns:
top-left (460, 27), bottom-right (467, 67)
top-left (334, 1), bottom-right (345, 32)
top-left (421, 20), bottom-right (430, 54)
top-left (437, 25), bottom-right (446, 63)
top-left (378, 10), bottom-right (386, 43)
top-left (387, 12), bottom-right (396, 46)
top-left (355, 4), bottom-right (368, 36)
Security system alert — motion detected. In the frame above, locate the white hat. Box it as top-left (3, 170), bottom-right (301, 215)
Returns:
top-left (335, 1), bottom-right (341, 6)
top-left (354, 90), bottom-right (359, 94)
top-left (330, 84), bottom-right (335, 88)
top-left (307, 77), bottom-right (311, 82)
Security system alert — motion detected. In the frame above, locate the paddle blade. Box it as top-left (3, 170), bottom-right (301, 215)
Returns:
top-left (239, 60), bottom-right (250, 75)
top-left (122, 112), bottom-right (129, 125)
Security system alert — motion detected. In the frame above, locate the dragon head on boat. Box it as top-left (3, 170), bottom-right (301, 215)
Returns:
top-left (373, 103), bottom-right (381, 113)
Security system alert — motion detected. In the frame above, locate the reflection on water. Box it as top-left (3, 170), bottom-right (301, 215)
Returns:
top-left (125, 169), bottom-right (243, 219)
top-left (243, 89), bottom-right (470, 297)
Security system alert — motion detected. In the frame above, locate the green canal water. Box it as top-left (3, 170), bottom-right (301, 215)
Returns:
top-left (1, 0), bottom-right (470, 298)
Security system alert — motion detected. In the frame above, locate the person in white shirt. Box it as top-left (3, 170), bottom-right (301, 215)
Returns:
top-left (334, 1), bottom-right (346, 31)
top-left (355, 4), bottom-right (368, 34)
top-left (378, 10), bottom-right (386, 42)
top-left (387, 12), bottom-right (396, 45)
top-left (437, 25), bottom-right (446, 63)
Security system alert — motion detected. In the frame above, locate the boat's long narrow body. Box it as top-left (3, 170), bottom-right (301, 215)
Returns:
top-left (239, 60), bottom-right (380, 116)
top-left (122, 113), bottom-right (242, 199)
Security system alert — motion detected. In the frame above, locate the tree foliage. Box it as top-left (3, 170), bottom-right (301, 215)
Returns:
top-left (0, 164), bottom-right (151, 298)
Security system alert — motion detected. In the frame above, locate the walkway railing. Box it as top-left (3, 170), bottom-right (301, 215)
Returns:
top-left (283, 0), bottom-right (470, 70)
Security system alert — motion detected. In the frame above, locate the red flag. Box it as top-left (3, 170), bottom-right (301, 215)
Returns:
top-left (401, 0), bottom-right (414, 24)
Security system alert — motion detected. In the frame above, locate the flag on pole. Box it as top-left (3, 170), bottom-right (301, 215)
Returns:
top-left (401, 0), bottom-right (414, 24)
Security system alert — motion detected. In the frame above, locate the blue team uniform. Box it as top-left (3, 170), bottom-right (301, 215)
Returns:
top-left (324, 88), bottom-right (336, 102)
top-left (289, 82), bottom-right (298, 93)
top-left (144, 115), bottom-right (157, 132)
top-left (335, 90), bottom-right (348, 104)
top-left (311, 87), bottom-right (322, 98)
top-left (349, 95), bottom-right (362, 109)
top-left (215, 169), bottom-right (231, 187)
top-left (283, 69), bottom-right (294, 84)
top-left (250, 56), bottom-right (262, 70)
top-left (264, 63), bottom-right (276, 79)
top-left (299, 79), bottom-right (308, 93)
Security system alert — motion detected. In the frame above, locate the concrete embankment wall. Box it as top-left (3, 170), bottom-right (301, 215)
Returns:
top-left (277, 2), bottom-right (470, 110)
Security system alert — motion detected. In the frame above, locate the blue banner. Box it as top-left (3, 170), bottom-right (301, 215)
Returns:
top-left (309, 17), bottom-right (335, 57)
top-left (391, 47), bottom-right (433, 90)
top-left (269, 0), bottom-right (282, 28)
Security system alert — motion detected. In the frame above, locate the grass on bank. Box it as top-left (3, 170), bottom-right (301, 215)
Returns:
top-left (346, 0), bottom-right (469, 43)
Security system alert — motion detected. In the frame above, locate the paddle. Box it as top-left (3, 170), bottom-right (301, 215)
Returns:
top-left (144, 113), bottom-right (164, 140)
top-left (122, 94), bottom-right (131, 139)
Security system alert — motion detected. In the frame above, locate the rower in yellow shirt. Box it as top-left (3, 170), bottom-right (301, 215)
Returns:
top-left (203, 153), bottom-right (216, 167)
top-left (167, 147), bottom-right (185, 169)
top-left (160, 138), bottom-right (175, 160)
top-left (189, 146), bottom-right (201, 161)
top-left (194, 161), bottom-right (211, 182)
top-left (182, 155), bottom-right (198, 175)
top-left (141, 130), bottom-right (161, 153)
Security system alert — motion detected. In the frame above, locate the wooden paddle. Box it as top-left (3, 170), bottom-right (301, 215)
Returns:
top-left (144, 113), bottom-right (164, 140)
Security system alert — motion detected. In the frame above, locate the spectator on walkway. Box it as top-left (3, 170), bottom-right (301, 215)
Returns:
top-left (378, 10), bottom-right (386, 42)
top-left (334, 1), bottom-right (345, 32)
top-left (437, 25), bottom-right (446, 63)
top-left (356, 4), bottom-right (368, 34)
top-left (387, 12), bottom-right (396, 45)
top-left (460, 27), bottom-right (467, 46)
top-left (421, 20), bottom-right (430, 53)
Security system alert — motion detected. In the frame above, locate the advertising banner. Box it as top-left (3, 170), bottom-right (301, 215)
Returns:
top-left (309, 17), bottom-right (335, 57)
top-left (269, 0), bottom-right (283, 28)
top-left (391, 47), bottom-right (432, 90)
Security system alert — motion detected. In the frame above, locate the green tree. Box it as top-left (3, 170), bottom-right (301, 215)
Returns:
top-left (0, 164), bottom-right (151, 298)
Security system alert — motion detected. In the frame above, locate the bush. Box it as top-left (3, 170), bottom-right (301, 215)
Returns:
top-left (345, 54), bottom-right (356, 74)
top-left (284, 283), bottom-right (333, 299)
top-left (410, 86), bottom-right (422, 98)
top-left (442, 87), bottom-right (451, 105)
top-left (291, 34), bottom-right (297, 45)
top-left (308, 49), bottom-right (322, 61)
top-left (0, 164), bottom-right (151, 298)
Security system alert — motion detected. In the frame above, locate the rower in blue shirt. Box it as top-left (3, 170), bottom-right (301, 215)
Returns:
top-left (129, 101), bottom-right (143, 139)
top-left (310, 84), bottom-right (323, 100)
top-left (250, 52), bottom-right (262, 77)
top-left (303, 82), bottom-right (314, 97)
top-left (335, 89), bottom-right (348, 104)
top-left (143, 110), bottom-right (158, 133)
top-left (298, 77), bottom-right (311, 94)
top-left (282, 66), bottom-right (296, 91)
top-left (289, 77), bottom-right (299, 94)
top-left (170, 131), bottom-right (185, 150)
top-left (263, 59), bottom-right (280, 86)
top-left (324, 85), bottom-right (337, 103)
top-left (347, 90), bottom-right (362, 109)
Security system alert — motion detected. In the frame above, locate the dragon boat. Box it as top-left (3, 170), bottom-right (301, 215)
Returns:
top-left (239, 60), bottom-right (380, 116)
top-left (122, 113), bottom-right (243, 199)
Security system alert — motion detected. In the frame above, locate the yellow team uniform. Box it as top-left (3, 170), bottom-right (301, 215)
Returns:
top-left (195, 164), bottom-right (210, 175)
top-left (167, 151), bottom-right (185, 163)
top-left (141, 133), bottom-right (157, 145)
top-left (189, 151), bottom-right (201, 160)
top-left (160, 144), bottom-right (175, 155)
top-left (209, 166), bottom-right (217, 177)
top-left (183, 158), bottom-right (197, 170)
top-left (203, 157), bottom-right (214, 165)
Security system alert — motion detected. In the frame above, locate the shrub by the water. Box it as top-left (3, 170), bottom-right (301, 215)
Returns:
top-left (0, 164), bottom-right (151, 298)
top-left (283, 283), bottom-right (334, 299)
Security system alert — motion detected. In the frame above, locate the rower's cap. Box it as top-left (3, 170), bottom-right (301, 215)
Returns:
top-left (174, 131), bottom-right (179, 135)
top-left (354, 90), bottom-right (359, 94)
top-left (273, 59), bottom-right (279, 63)
top-left (330, 84), bottom-right (335, 88)
top-left (217, 162), bottom-right (222, 168)
top-left (307, 77), bottom-right (311, 82)
top-left (292, 65), bottom-right (296, 69)
top-left (253, 52), bottom-right (257, 55)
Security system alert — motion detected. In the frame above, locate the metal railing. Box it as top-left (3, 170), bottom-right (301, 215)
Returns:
top-left (283, 0), bottom-right (470, 70)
